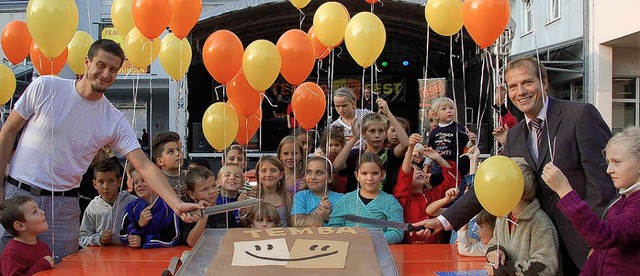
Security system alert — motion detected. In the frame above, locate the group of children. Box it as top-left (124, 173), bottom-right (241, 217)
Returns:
top-left (2, 90), bottom-right (639, 275)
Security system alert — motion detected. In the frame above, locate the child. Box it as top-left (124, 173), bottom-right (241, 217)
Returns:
top-left (245, 202), bottom-right (280, 229)
top-left (79, 159), bottom-right (137, 248)
top-left (456, 210), bottom-right (496, 256)
top-left (385, 117), bottom-right (410, 149)
top-left (330, 87), bottom-right (374, 146)
top-left (222, 144), bottom-right (256, 185)
top-left (292, 214), bottom-right (324, 228)
top-left (291, 157), bottom-right (343, 226)
top-left (216, 164), bottom-right (244, 224)
top-left (152, 131), bottom-right (185, 194)
top-left (119, 167), bottom-right (181, 248)
top-left (393, 133), bottom-right (457, 244)
top-left (277, 136), bottom-right (306, 195)
top-left (485, 157), bottom-right (558, 276)
top-left (290, 127), bottom-right (313, 155)
top-left (317, 125), bottom-right (347, 193)
top-left (426, 97), bottom-right (469, 162)
top-left (329, 153), bottom-right (404, 244)
top-left (542, 126), bottom-right (640, 275)
top-left (0, 196), bottom-right (54, 275)
top-left (181, 166), bottom-right (237, 247)
top-left (255, 156), bottom-right (292, 227)
top-left (334, 98), bottom-right (409, 194)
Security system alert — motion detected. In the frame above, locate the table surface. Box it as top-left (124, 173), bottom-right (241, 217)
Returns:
top-left (36, 244), bottom-right (487, 275)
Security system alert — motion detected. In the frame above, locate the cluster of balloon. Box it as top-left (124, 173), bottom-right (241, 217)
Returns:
top-left (236, 108), bottom-right (262, 146)
top-left (344, 12), bottom-right (386, 68)
top-left (474, 156), bottom-right (524, 217)
top-left (463, 0), bottom-right (510, 48)
top-left (0, 65), bottom-right (17, 105)
top-left (202, 103), bottom-right (239, 151)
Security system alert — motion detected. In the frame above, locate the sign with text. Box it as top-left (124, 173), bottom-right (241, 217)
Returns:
top-left (418, 78), bottom-right (446, 108)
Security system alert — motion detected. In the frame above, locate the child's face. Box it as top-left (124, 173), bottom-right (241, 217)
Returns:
top-left (386, 125), bottom-right (399, 146)
top-left (333, 96), bottom-right (355, 118)
top-left (605, 142), bottom-right (640, 190)
top-left (189, 176), bottom-right (217, 204)
top-left (476, 223), bottom-right (493, 244)
top-left (278, 142), bottom-right (302, 170)
top-left (157, 141), bottom-right (183, 171)
top-left (259, 161), bottom-right (284, 189)
top-left (356, 162), bottom-right (384, 194)
top-left (328, 139), bottom-right (343, 160)
top-left (224, 149), bottom-right (246, 170)
top-left (20, 200), bottom-right (48, 235)
top-left (305, 160), bottom-right (332, 194)
top-left (93, 171), bottom-right (121, 204)
top-left (436, 104), bottom-right (456, 124)
top-left (364, 124), bottom-right (386, 150)
top-left (252, 219), bottom-right (276, 229)
top-left (411, 165), bottom-right (427, 188)
top-left (132, 173), bottom-right (152, 200)
top-left (296, 133), bottom-right (310, 153)
top-left (220, 167), bottom-right (243, 193)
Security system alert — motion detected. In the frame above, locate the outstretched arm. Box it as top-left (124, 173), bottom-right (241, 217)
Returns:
top-left (378, 98), bottom-right (409, 158)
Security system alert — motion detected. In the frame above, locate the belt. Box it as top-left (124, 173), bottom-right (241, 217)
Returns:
top-left (6, 176), bottom-right (79, 197)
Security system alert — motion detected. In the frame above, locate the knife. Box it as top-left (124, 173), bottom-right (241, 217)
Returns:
top-left (189, 198), bottom-right (260, 217)
top-left (344, 214), bottom-right (432, 233)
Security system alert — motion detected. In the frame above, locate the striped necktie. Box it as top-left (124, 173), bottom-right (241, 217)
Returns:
top-left (529, 118), bottom-right (543, 150)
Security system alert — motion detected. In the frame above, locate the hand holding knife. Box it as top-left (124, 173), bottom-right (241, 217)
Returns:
top-left (344, 215), bottom-right (435, 233)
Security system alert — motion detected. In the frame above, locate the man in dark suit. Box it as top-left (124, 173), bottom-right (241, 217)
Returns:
top-left (412, 57), bottom-right (616, 274)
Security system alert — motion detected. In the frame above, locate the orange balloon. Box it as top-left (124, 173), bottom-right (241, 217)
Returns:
top-left (292, 82), bottom-right (326, 130)
top-left (203, 30), bottom-right (243, 84)
top-left (30, 42), bottom-right (68, 75)
top-left (227, 69), bottom-right (263, 117)
top-left (277, 29), bottom-right (315, 86)
top-left (308, 26), bottom-right (330, 60)
top-left (1, 20), bottom-right (32, 65)
top-left (365, 0), bottom-right (379, 4)
top-left (235, 108), bottom-right (262, 145)
top-left (132, 0), bottom-right (172, 39)
top-left (168, 0), bottom-right (202, 39)
top-left (462, 0), bottom-right (510, 49)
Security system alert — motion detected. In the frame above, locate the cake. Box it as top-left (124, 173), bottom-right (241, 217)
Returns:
top-left (207, 227), bottom-right (382, 275)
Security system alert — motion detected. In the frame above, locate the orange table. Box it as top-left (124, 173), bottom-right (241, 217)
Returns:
top-left (36, 244), bottom-right (486, 275)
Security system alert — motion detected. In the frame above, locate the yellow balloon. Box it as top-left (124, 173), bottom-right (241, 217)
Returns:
top-left (290, 0), bottom-right (311, 9)
top-left (26, 0), bottom-right (78, 58)
top-left (123, 27), bottom-right (160, 68)
top-left (474, 156), bottom-right (525, 217)
top-left (242, 40), bottom-right (281, 91)
top-left (67, 31), bottom-right (94, 75)
top-left (111, 0), bottom-right (136, 39)
top-left (425, 0), bottom-right (464, 36)
top-left (312, 2), bottom-right (349, 47)
top-left (159, 34), bottom-right (192, 81)
top-left (0, 64), bottom-right (17, 105)
top-left (344, 12), bottom-right (386, 68)
top-left (202, 102), bottom-right (239, 151)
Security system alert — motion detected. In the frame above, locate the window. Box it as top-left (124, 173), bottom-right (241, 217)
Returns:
top-left (612, 78), bottom-right (639, 133)
top-left (549, 0), bottom-right (560, 22)
top-left (523, 1), bottom-right (533, 34)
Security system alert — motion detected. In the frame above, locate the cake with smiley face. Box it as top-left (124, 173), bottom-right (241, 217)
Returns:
top-left (207, 227), bottom-right (381, 275)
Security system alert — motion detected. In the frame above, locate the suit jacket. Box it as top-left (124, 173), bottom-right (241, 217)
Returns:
top-left (442, 97), bottom-right (616, 269)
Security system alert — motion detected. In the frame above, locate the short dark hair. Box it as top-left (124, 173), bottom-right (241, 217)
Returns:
top-left (87, 39), bottom-right (126, 67)
top-left (0, 196), bottom-right (34, 237)
top-left (93, 158), bottom-right (121, 178)
top-left (475, 210), bottom-right (497, 230)
top-left (185, 166), bottom-right (214, 192)
top-left (152, 131), bottom-right (181, 163)
top-left (505, 56), bottom-right (548, 82)
top-left (188, 158), bottom-right (211, 171)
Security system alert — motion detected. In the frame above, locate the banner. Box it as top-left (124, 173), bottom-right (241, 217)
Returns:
top-left (417, 78), bottom-right (447, 135)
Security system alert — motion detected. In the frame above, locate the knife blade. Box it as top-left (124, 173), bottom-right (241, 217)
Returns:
top-left (190, 198), bottom-right (260, 217)
top-left (344, 214), bottom-right (432, 233)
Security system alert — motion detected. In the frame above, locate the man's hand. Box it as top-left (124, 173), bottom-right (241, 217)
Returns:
top-left (128, 235), bottom-right (141, 248)
top-left (177, 201), bottom-right (206, 223)
top-left (410, 218), bottom-right (444, 237)
top-left (138, 206), bottom-right (153, 227)
top-left (541, 163), bottom-right (573, 198)
top-left (100, 230), bottom-right (114, 246)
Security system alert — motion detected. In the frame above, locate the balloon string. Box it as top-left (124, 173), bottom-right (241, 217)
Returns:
top-left (422, 22), bottom-right (430, 139)
top-left (260, 92), bottom-right (277, 107)
top-left (45, 76), bottom-right (56, 259)
top-left (214, 84), bottom-right (223, 101)
top-left (298, 9), bottom-right (305, 30)
top-left (460, 30), bottom-right (468, 131)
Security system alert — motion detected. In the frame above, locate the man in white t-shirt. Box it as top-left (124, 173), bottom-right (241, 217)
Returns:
top-left (0, 39), bottom-right (200, 258)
